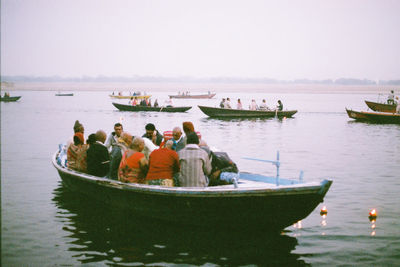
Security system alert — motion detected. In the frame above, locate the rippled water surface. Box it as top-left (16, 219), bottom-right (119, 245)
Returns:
top-left (1, 90), bottom-right (400, 266)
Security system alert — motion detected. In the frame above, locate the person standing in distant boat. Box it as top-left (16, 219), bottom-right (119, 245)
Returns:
top-left (259, 99), bottom-right (268, 110)
top-left (220, 98), bottom-right (225, 108)
top-left (237, 99), bottom-right (243, 110)
top-left (224, 97), bottom-right (232, 109)
top-left (154, 99), bottom-right (159, 107)
top-left (387, 90), bottom-right (395, 105)
top-left (277, 100), bottom-right (283, 111)
top-left (250, 99), bottom-right (258, 110)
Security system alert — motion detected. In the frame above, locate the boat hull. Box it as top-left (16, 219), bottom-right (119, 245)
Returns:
top-left (365, 100), bottom-right (396, 113)
top-left (169, 93), bottom-right (216, 99)
top-left (346, 109), bottom-right (400, 124)
top-left (0, 96), bottom-right (21, 102)
top-left (198, 105), bottom-right (297, 118)
top-left (113, 102), bottom-right (192, 112)
top-left (110, 95), bottom-right (151, 99)
top-left (55, 93), bottom-right (74, 96)
top-left (52, 153), bottom-right (332, 232)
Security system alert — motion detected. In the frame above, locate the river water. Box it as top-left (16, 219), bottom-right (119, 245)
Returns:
top-left (1, 89), bottom-right (400, 266)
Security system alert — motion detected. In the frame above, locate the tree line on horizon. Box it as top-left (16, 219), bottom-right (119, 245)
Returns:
top-left (1, 75), bottom-right (400, 85)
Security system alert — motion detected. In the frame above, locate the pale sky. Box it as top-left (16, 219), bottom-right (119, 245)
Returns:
top-left (1, 0), bottom-right (400, 80)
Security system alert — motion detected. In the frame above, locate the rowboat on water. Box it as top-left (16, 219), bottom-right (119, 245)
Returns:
top-left (365, 100), bottom-right (397, 113)
top-left (52, 150), bottom-right (332, 232)
top-left (109, 94), bottom-right (152, 100)
top-left (169, 93), bottom-right (216, 99)
top-left (55, 93), bottom-right (74, 96)
top-left (198, 105), bottom-right (298, 118)
top-left (346, 108), bottom-right (400, 124)
top-left (112, 102), bottom-right (192, 113)
top-left (0, 96), bottom-right (21, 102)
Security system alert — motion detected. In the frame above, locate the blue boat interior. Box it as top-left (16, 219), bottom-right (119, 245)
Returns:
top-left (239, 172), bottom-right (301, 185)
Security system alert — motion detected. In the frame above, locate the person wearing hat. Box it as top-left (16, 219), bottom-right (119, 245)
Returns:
top-left (178, 132), bottom-right (211, 187)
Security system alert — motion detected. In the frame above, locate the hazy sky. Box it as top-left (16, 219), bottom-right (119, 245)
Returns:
top-left (1, 0), bottom-right (400, 80)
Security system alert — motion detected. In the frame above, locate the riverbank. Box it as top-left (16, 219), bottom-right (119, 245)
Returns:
top-left (1, 81), bottom-right (397, 94)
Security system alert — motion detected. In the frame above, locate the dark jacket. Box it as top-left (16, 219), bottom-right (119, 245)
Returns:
top-left (87, 142), bottom-right (110, 177)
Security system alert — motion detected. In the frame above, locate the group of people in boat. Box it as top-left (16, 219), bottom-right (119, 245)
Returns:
top-left (220, 98), bottom-right (283, 111)
top-left (2, 92), bottom-right (11, 98)
top-left (60, 120), bottom-right (238, 188)
top-left (128, 97), bottom-right (160, 107)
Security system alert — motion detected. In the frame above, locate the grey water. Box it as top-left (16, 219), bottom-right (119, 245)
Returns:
top-left (1, 90), bottom-right (400, 266)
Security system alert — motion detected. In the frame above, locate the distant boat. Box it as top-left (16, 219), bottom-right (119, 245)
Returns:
top-left (112, 102), bottom-right (192, 113)
top-left (365, 100), bottom-right (396, 113)
top-left (55, 92), bottom-right (74, 96)
top-left (346, 108), bottom-right (400, 124)
top-left (198, 105), bottom-right (297, 118)
top-left (52, 150), bottom-right (332, 232)
top-left (169, 93), bottom-right (216, 99)
top-left (109, 94), bottom-right (151, 100)
top-left (0, 96), bottom-right (21, 102)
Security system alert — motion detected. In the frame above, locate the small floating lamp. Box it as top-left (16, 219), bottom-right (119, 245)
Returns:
top-left (369, 209), bottom-right (377, 221)
top-left (320, 206), bottom-right (328, 216)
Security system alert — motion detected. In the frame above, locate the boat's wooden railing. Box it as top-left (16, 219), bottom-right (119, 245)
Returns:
top-left (242, 151), bottom-right (304, 186)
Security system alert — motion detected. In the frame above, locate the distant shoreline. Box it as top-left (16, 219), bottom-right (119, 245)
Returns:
top-left (1, 82), bottom-right (397, 94)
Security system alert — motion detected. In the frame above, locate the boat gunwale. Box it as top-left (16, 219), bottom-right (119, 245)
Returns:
top-left (112, 102), bottom-right (192, 112)
top-left (52, 152), bottom-right (331, 197)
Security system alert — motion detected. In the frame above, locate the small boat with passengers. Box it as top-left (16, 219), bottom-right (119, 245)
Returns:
top-left (55, 92), bottom-right (74, 96)
top-left (112, 102), bottom-right (192, 113)
top-left (198, 105), bottom-right (297, 118)
top-left (346, 108), bottom-right (400, 124)
top-left (169, 93), bottom-right (216, 99)
top-left (0, 95), bottom-right (21, 102)
top-left (52, 150), bottom-right (332, 232)
top-left (109, 94), bottom-right (152, 100)
top-left (364, 100), bottom-right (397, 113)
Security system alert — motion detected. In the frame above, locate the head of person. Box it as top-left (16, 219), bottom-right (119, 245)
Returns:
top-left (227, 97), bottom-right (230, 101)
top-left (95, 130), bottom-right (107, 144)
top-left (120, 132), bottom-right (133, 146)
top-left (172, 127), bottom-right (182, 141)
top-left (262, 99), bottom-right (266, 103)
top-left (391, 90), bottom-right (394, 93)
top-left (87, 133), bottom-right (96, 145)
top-left (278, 100), bottom-right (282, 104)
top-left (238, 99), bottom-right (241, 103)
top-left (131, 137), bottom-right (145, 152)
top-left (145, 123), bottom-right (156, 138)
top-left (186, 132), bottom-right (199, 145)
top-left (73, 132), bottom-right (84, 145)
top-left (114, 123), bottom-right (123, 137)
top-left (165, 140), bottom-right (174, 150)
top-left (182, 121), bottom-right (195, 135)
top-left (73, 120), bottom-right (84, 134)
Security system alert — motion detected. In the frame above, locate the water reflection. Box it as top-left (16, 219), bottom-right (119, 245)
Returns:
top-left (202, 116), bottom-right (293, 123)
top-left (52, 184), bottom-right (306, 266)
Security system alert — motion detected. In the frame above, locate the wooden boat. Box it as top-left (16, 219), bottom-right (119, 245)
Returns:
top-left (109, 94), bottom-right (151, 100)
top-left (52, 151), bottom-right (332, 232)
top-left (169, 93), bottom-right (216, 99)
top-left (346, 108), bottom-right (400, 124)
top-left (0, 96), bottom-right (21, 102)
top-left (198, 105), bottom-right (297, 118)
top-left (113, 102), bottom-right (192, 112)
top-left (365, 100), bottom-right (397, 113)
top-left (55, 93), bottom-right (74, 96)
